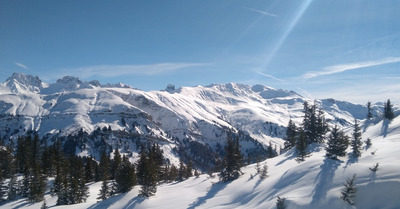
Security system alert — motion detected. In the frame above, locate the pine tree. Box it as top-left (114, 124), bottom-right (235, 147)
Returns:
top-left (111, 149), bottom-right (121, 180)
top-left (84, 156), bottom-right (95, 183)
top-left (178, 159), bottom-right (186, 182)
top-left (115, 156), bottom-right (136, 193)
top-left (295, 130), bottom-right (309, 162)
top-left (284, 119), bottom-right (297, 150)
top-left (98, 151), bottom-right (111, 200)
top-left (220, 134), bottom-right (243, 182)
top-left (168, 164), bottom-right (178, 182)
top-left (41, 199), bottom-right (48, 209)
top-left (340, 174), bottom-right (357, 205)
top-left (302, 102), bottom-right (327, 144)
top-left (352, 119), bottom-right (363, 158)
top-left (259, 162), bottom-right (268, 180)
top-left (365, 138), bottom-right (372, 149)
top-left (7, 173), bottom-right (18, 200)
top-left (276, 196), bottom-right (286, 209)
top-left (185, 160), bottom-right (193, 179)
top-left (56, 160), bottom-right (70, 205)
top-left (367, 101), bottom-right (373, 120)
top-left (325, 125), bottom-right (349, 159)
top-left (69, 156), bottom-right (88, 204)
top-left (384, 99), bottom-right (394, 120)
top-left (137, 149), bottom-right (158, 197)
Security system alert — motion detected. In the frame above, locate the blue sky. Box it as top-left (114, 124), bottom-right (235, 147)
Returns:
top-left (1, 0), bottom-right (400, 104)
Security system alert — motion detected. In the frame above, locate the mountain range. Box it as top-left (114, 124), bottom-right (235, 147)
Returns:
top-left (1, 73), bottom-right (399, 208)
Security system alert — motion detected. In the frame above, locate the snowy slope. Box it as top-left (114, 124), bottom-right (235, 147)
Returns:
top-left (3, 115), bottom-right (400, 209)
top-left (0, 73), bottom-right (396, 165)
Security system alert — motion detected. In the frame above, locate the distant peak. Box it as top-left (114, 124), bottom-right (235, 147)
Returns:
top-left (4, 72), bottom-right (44, 93)
top-left (165, 84), bottom-right (176, 93)
top-left (56, 76), bottom-right (83, 85)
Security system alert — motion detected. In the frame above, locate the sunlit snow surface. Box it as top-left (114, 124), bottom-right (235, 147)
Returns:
top-left (3, 116), bottom-right (400, 209)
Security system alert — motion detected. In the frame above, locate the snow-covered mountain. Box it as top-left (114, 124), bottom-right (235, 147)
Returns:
top-left (3, 105), bottom-right (400, 209)
top-left (0, 73), bottom-right (393, 165)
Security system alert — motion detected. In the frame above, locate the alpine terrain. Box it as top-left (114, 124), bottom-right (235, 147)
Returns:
top-left (0, 73), bottom-right (399, 209)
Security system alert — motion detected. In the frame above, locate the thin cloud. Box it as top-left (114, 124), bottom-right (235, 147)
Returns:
top-left (15, 62), bottom-right (28, 70)
top-left (62, 62), bottom-right (211, 79)
top-left (256, 71), bottom-right (284, 83)
top-left (245, 7), bottom-right (278, 17)
top-left (303, 57), bottom-right (400, 79)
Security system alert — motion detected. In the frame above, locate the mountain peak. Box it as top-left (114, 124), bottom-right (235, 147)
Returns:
top-left (3, 72), bottom-right (44, 93)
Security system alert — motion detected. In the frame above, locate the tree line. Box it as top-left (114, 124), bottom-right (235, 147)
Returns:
top-left (0, 134), bottom-right (196, 204)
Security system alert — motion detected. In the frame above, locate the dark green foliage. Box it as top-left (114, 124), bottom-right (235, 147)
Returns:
top-left (367, 101), bottom-right (373, 120)
top-left (84, 156), bottom-right (96, 183)
top-left (7, 173), bottom-right (18, 200)
top-left (352, 120), bottom-right (363, 158)
top-left (384, 99), bottom-right (394, 120)
top-left (111, 149), bottom-right (121, 180)
top-left (302, 102), bottom-right (328, 144)
top-left (28, 163), bottom-right (46, 202)
top-left (68, 156), bottom-right (88, 204)
top-left (41, 199), bottom-right (48, 209)
top-left (284, 119), bottom-right (297, 150)
top-left (98, 151), bottom-right (111, 201)
top-left (115, 156), bottom-right (136, 193)
top-left (365, 138), bottom-right (372, 149)
top-left (325, 126), bottom-right (349, 159)
top-left (220, 134), bottom-right (243, 182)
top-left (295, 130), bottom-right (309, 162)
top-left (259, 162), bottom-right (268, 180)
top-left (178, 159), bottom-right (186, 182)
top-left (276, 196), bottom-right (286, 209)
top-left (137, 149), bottom-right (158, 197)
top-left (340, 174), bottom-right (357, 205)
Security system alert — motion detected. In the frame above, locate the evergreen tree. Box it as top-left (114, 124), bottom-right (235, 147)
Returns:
top-left (220, 134), bottom-right (243, 182)
top-left (84, 156), bottom-right (95, 183)
top-left (384, 99), bottom-right (394, 120)
top-left (115, 156), bottom-right (136, 193)
top-left (149, 144), bottom-right (164, 181)
top-left (111, 149), bottom-right (121, 180)
top-left (185, 160), bottom-right (193, 179)
top-left (367, 101), bottom-right (373, 120)
top-left (55, 164), bottom-right (69, 205)
top-left (295, 130), bottom-right (309, 162)
top-left (7, 173), bottom-right (18, 201)
top-left (352, 119), bottom-right (363, 158)
top-left (340, 174), bottom-right (357, 205)
top-left (168, 164), bottom-right (178, 182)
top-left (259, 162), bottom-right (268, 180)
top-left (284, 119), bottom-right (297, 150)
top-left (178, 159), bottom-right (186, 182)
top-left (98, 151), bottom-right (111, 200)
top-left (41, 199), bottom-right (48, 209)
top-left (276, 196), bottom-right (286, 209)
top-left (69, 156), bottom-right (88, 204)
top-left (98, 178), bottom-right (110, 201)
top-left (137, 149), bottom-right (158, 197)
top-left (21, 164), bottom-right (31, 198)
top-left (325, 126), bottom-right (349, 159)
top-left (302, 102), bottom-right (327, 144)
top-left (29, 163), bottom-right (46, 202)
top-left (365, 138), bottom-right (372, 149)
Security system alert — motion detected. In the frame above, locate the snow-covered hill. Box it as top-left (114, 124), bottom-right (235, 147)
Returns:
top-left (3, 111), bottom-right (400, 209)
top-left (0, 73), bottom-right (394, 166)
